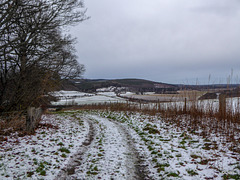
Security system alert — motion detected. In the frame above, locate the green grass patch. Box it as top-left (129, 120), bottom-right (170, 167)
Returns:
top-left (167, 172), bottom-right (179, 177)
top-left (148, 146), bottom-right (154, 151)
top-left (180, 140), bottom-right (187, 145)
top-left (222, 174), bottom-right (240, 180)
top-left (58, 147), bottom-right (70, 153)
top-left (176, 153), bottom-right (182, 157)
top-left (190, 154), bottom-right (201, 159)
top-left (156, 163), bottom-right (170, 168)
top-left (143, 124), bottom-right (160, 134)
top-left (186, 169), bottom-right (198, 176)
top-left (36, 161), bottom-right (49, 176)
top-left (87, 171), bottom-right (98, 175)
top-left (189, 140), bottom-right (199, 144)
top-left (97, 153), bottom-right (104, 157)
top-left (178, 145), bottom-right (187, 150)
top-left (61, 153), bottom-right (67, 158)
top-left (160, 139), bottom-right (171, 142)
top-left (57, 142), bottom-right (64, 146)
top-left (157, 153), bottom-right (163, 157)
top-left (152, 158), bottom-right (158, 163)
top-left (151, 150), bottom-right (158, 155)
top-left (26, 171), bottom-right (34, 177)
top-left (157, 167), bottom-right (165, 172)
top-left (199, 159), bottom-right (209, 165)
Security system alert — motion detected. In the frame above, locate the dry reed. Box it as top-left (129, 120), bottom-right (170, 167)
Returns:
top-left (72, 97), bottom-right (240, 153)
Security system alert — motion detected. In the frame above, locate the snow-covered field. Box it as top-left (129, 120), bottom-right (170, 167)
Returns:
top-left (51, 91), bottom-right (126, 105)
top-left (51, 91), bottom-right (240, 112)
top-left (1, 110), bottom-right (239, 179)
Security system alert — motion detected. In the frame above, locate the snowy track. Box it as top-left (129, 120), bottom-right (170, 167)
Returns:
top-left (55, 119), bottom-right (95, 179)
top-left (64, 115), bottom-right (148, 179)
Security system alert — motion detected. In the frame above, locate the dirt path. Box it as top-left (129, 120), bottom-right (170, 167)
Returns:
top-left (55, 118), bottom-right (95, 179)
top-left (115, 121), bottom-right (150, 180)
top-left (56, 114), bottom-right (149, 180)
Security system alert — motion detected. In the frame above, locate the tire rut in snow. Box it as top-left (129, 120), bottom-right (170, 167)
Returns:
top-left (56, 115), bottom-right (152, 180)
top-left (55, 119), bottom-right (95, 180)
top-left (111, 120), bottom-right (152, 180)
top-left (88, 115), bottom-right (150, 180)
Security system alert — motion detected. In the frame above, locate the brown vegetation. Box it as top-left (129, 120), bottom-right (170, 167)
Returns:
top-left (0, 111), bottom-right (27, 136)
top-left (71, 97), bottom-right (240, 153)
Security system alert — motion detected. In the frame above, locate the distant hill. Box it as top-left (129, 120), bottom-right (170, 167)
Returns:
top-left (60, 78), bottom-right (240, 94)
top-left (61, 78), bottom-right (178, 93)
top-left (179, 84), bottom-right (239, 91)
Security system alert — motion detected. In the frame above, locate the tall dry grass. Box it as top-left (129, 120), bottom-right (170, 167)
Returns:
top-left (0, 111), bottom-right (26, 136)
top-left (74, 96), bottom-right (240, 153)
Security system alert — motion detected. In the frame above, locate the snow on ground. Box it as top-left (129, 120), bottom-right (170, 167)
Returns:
top-left (51, 90), bottom-right (93, 98)
top-left (66, 114), bottom-right (147, 179)
top-left (1, 110), bottom-right (239, 179)
top-left (120, 92), bottom-right (135, 96)
top-left (0, 113), bottom-right (89, 179)
top-left (96, 91), bottom-right (117, 97)
top-left (100, 111), bottom-right (240, 179)
top-left (51, 95), bottom-right (126, 105)
top-left (144, 92), bottom-right (156, 95)
top-left (96, 86), bottom-right (127, 92)
top-left (51, 90), bottom-right (126, 105)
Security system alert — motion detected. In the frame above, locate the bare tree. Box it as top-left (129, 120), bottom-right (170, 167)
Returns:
top-left (0, 0), bottom-right (88, 111)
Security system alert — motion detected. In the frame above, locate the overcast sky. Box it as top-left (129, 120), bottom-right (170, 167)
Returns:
top-left (70, 0), bottom-right (240, 84)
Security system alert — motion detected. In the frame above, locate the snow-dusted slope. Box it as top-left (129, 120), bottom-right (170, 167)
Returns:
top-left (51, 90), bottom-right (126, 105)
top-left (1, 111), bottom-right (239, 179)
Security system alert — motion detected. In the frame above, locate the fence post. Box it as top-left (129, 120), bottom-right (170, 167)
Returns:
top-left (184, 98), bottom-right (187, 113)
top-left (26, 107), bottom-right (34, 133)
top-left (219, 94), bottom-right (226, 119)
top-left (26, 107), bottom-right (42, 133)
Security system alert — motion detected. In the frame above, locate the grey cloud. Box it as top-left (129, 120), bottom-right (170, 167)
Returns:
top-left (70, 0), bottom-right (240, 84)
top-left (191, 0), bottom-right (240, 16)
